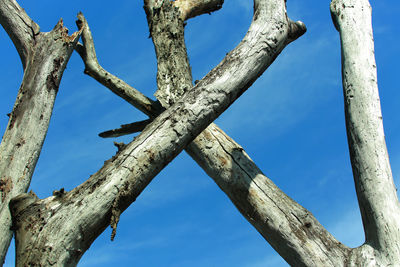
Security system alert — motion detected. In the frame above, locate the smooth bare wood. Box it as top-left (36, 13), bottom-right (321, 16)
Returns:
top-left (331, 0), bottom-right (400, 265)
top-left (10, 0), bottom-right (305, 265)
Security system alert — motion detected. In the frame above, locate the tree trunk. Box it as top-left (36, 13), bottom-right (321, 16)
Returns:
top-left (331, 0), bottom-right (400, 264)
top-left (0, 1), bottom-right (81, 263)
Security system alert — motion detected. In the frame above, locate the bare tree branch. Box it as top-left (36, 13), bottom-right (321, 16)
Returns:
top-left (144, 0), bottom-right (194, 107)
top-left (0, 4), bottom-right (82, 263)
top-left (0, 0), bottom-right (40, 69)
top-left (10, 0), bottom-right (306, 265)
top-left (173, 0), bottom-right (224, 21)
top-left (331, 0), bottom-right (400, 264)
top-left (99, 119), bottom-right (153, 138)
top-left (74, 5), bottom-right (347, 266)
top-left (75, 13), bottom-right (163, 118)
top-left (74, 2), bottom-right (346, 266)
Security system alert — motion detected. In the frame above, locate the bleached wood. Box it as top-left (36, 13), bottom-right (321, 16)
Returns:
top-left (76, 3), bottom-right (345, 265)
top-left (173, 0), bottom-right (223, 20)
top-left (75, 13), bottom-right (163, 118)
top-left (144, 1), bottom-right (348, 265)
top-left (10, 0), bottom-right (305, 265)
top-left (0, 8), bottom-right (81, 264)
top-left (331, 0), bottom-right (400, 265)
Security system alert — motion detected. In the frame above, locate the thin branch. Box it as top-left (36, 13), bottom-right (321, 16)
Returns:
top-left (0, 0), bottom-right (40, 69)
top-left (75, 13), bottom-right (163, 118)
top-left (99, 119), bottom-right (152, 138)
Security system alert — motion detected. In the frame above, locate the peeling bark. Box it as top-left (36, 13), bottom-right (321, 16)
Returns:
top-left (0, 2), bottom-right (81, 263)
top-left (144, 0), bottom-right (194, 107)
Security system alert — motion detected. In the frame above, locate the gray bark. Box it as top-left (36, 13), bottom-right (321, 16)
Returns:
top-left (9, 0), bottom-right (305, 265)
top-left (331, 0), bottom-right (400, 265)
top-left (0, 1), bottom-right (81, 263)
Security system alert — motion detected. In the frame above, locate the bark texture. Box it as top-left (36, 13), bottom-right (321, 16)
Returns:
top-left (2, 0), bottom-right (397, 266)
top-left (79, 2), bottom-right (347, 265)
top-left (9, 0), bottom-right (305, 265)
top-left (331, 0), bottom-right (400, 265)
top-left (0, 0), bottom-right (39, 69)
top-left (145, 1), bottom-right (348, 265)
top-left (0, 1), bottom-right (81, 262)
top-left (144, 0), bottom-right (194, 107)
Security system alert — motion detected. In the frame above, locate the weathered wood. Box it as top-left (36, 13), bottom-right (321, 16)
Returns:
top-left (0, 0), bottom-right (39, 69)
top-left (144, 0), bottom-right (194, 107)
top-left (173, 0), bottom-right (223, 20)
top-left (76, 3), bottom-right (344, 266)
top-left (0, 1), bottom-right (81, 263)
top-left (331, 0), bottom-right (400, 265)
top-left (9, 0), bottom-right (305, 265)
top-left (144, 1), bottom-right (348, 265)
top-left (75, 12), bottom-right (163, 118)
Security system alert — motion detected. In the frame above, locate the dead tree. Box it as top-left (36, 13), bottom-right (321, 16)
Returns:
top-left (0, 0), bottom-right (398, 266)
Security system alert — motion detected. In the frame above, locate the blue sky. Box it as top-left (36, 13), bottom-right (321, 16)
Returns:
top-left (1, 0), bottom-right (399, 266)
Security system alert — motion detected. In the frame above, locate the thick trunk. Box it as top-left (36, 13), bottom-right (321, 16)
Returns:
top-left (0, 1), bottom-right (81, 262)
top-left (10, 0), bottom-right (305, 265)
top-left (331, 0), bottom-right (400, 264)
